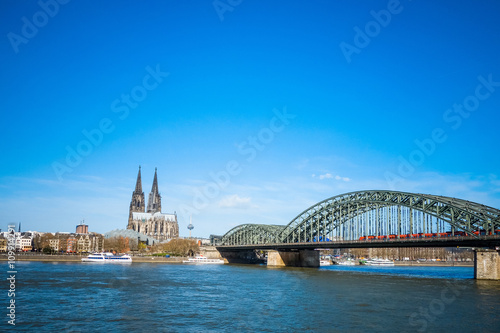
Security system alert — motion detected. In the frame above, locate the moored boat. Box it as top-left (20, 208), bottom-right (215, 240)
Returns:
top-left (82, 252), bottom-right (132, 263)
top-left (320, 259), bottom-right (332, 266)
top-left (365, 258), bottom-right (394, 266)
top-left (182, 255), bottom-right (224, 264)
top-left (337, 259), bottom-right (356, 266)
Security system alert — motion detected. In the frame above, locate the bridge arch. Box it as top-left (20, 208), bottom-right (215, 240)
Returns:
top-left (278, 190), bottom-right (500, 243)
top-left (221, 224), bottom-right (285, 246)
top-left (220, 190), bottom-right (500, 245)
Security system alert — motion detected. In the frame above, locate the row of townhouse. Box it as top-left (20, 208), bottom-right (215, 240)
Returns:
top-left (0, 232), bottom-right (105, 253)
top-left (0, 231), bottom-right (36, 252)
top-left (35, 232), bottom-right (105, 253)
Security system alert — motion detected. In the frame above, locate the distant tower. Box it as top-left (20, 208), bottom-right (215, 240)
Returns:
top-left (76, 220), bottom-right (88, 234)
top-left (187, 215), bottom-right (194, 238)
top-left (18, 223), bottom-right (21, 233)
top-left (130, 166), bottom-right (146, 214)
top-left (147, 167), bottom-right (162, 213)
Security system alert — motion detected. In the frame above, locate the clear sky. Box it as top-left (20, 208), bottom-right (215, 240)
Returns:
top-left (1, 0), bottom-right (499, 237)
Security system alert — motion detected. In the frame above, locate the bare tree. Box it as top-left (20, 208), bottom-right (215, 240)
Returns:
top-left (104, 237), bottom-right (130, 253)
top-left (161, 239), bottom-right (199, 256)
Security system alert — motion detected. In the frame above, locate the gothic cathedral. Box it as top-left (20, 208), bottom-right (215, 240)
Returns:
top-left (127, 167), bottom-right (179, 241)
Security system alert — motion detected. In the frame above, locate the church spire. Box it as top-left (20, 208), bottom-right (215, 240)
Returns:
top-left (135, 165), bottom-right (143, 193)
top-left (151, 167), bottom-right (158, 194)
top-left (147, 167), bottom-right (162, 213)
top-left (129, 166), bottom-right (145, 217)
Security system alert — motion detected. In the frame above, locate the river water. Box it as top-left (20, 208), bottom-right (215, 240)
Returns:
top-left (7, 261), bottom-right (500, 332)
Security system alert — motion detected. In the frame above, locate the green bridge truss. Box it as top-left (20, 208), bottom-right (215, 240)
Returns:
top-left (222, 224), bottom-right (286, 246)
top-left (221, 190), bottom-right (500, 246)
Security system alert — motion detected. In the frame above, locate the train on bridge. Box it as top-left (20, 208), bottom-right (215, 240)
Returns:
top-left (358, 229), bottom-right (500, 241)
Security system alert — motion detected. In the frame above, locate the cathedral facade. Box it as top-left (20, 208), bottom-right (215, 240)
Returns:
top-left (127, 167), bottom-right (179, 241)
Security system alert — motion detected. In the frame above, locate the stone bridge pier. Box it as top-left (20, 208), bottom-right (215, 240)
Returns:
top-left (266, 249), bottom-right (319, 268)
top-left (217, 249), bottom-right (263, 264)
top-left (475, 249), bottom-right (500, 280)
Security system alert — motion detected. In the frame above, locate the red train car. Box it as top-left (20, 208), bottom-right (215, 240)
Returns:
top-left (358, 229), bottom-right (498, 242)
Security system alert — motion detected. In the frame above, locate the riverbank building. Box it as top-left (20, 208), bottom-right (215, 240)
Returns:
top-left (127, 167), bottom-right (179, 241)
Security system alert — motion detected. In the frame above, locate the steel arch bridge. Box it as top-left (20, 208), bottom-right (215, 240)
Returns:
top-left (220, 190), bottom-right (500, 246)
top-left (222, 224), bottom-right (285, 245)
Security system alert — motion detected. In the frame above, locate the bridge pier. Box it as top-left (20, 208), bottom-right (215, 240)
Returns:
top-left (218, 250), bottom-right (262, 264)
top-left (267, 250), bottom-right (319, 268)
top-left (199, 246), bottom-right (224, 259)
top-left (474, 249), bottom-right (500, 280)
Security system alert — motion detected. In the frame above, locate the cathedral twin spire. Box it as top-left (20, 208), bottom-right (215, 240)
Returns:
top-left (130, 166), bottom-right (161, 215)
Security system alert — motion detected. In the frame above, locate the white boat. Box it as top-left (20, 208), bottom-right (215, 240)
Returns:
top-left (183, 255), bottom-right (224, 264)
top-left (337, 260), bottom-right (355, 266)
top-left (320, 259), bottom-right (332, 266)
top-left (82, 252), bottom-right (132, 263)
top-left (365, 258), bottom-right (394, 266)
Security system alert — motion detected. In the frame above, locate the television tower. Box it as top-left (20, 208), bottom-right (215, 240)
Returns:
top-left (187, 215), bottom-right (194, 238)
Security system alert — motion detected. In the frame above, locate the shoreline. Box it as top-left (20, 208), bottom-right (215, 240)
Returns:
top-left (0, 254), bottom-right (187, 263)
top-left (1, 254), bottom-right (474, 266)
top-left (394, 261), bottom-right (472, 267)
top-left (341, 260), bottom-right (473, 267)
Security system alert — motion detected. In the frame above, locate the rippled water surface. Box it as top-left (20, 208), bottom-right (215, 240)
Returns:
top-left (10, 262), bottom-right (500, 332)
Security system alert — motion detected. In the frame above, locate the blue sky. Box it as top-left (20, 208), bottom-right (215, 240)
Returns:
top-left (1, 0), bottom-right (499, 237)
